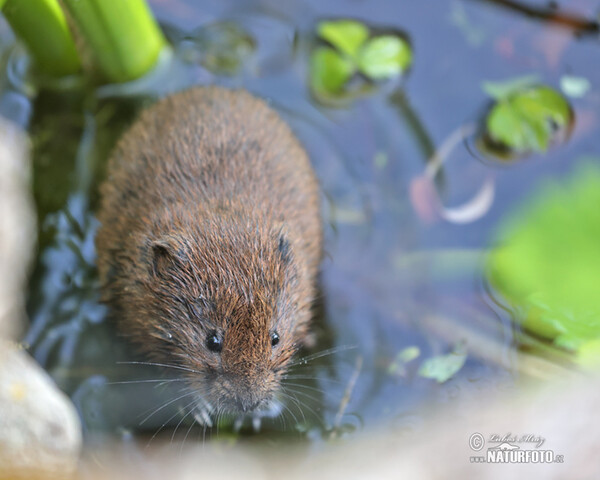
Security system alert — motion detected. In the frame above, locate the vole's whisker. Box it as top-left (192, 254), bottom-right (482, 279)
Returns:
top-left (282, 374), bottom-right (344, 384)
top-left (171, 398), bottom-right (198, 445)
top-left (180, 410), bottom-right (199, 453)
top-left (281, 390), bottom-right (324, 427)
top-left (282, 381), bottom-right (326, 395)
top-left (107, 378), bottom-right (186, 385)
top-left (146, 392), bottom-right (194, 449)
top-left (287, 345), bottom-right (357, 367)
top-left (278, 392), bottom-right (303, 425)
top-left (117, 361), bottom-right (202, 375)
top-left (283, 386), bottom-right (320, 405)
top-left (140, 388), bottom-right (197, 426)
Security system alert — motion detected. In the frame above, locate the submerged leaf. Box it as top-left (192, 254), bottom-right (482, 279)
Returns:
top-left (317, 19), bottom-right (369, 59)
top-left (195, 22), bottom-right (255, 75)
top-left (482, 75), bottom-right (539, 100)
top-left (388, 346), bottom-right (420, 376)
top-left (485, 84), bottom-right (571, 153)
top-left (310, 47), bottom-right (355, 95)
top-left (418, 344), bottom-right (467, 383)
top-left (357, 35), bottom-right (411, 80)
top-left (488, 162), bottom-right (600, 354)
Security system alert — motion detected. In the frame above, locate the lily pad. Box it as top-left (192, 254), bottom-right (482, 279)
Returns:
top-left (484, 81), bottom-right (571, 153)
top-left (357, 35), bottom-right (412, 80)
top-left (488, 162), bottom-right (600, 355)
top-left (418, 343), bottom-right (467, 383)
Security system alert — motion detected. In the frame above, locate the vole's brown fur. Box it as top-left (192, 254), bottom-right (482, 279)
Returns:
top-left (96, 87), bottom-right (321, 416)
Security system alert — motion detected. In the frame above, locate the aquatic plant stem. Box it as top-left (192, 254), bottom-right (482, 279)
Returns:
top-left (61, 0), bottom-right (167, 83)
top-left (2, 0), bottom-right (81, 77)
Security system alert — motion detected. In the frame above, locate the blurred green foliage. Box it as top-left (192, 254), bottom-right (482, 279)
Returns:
top-left (488, 163), bottom-right (600, 361)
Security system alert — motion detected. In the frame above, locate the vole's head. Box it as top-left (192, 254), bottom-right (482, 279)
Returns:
top-left (138, 215), bottom-right (312, 418)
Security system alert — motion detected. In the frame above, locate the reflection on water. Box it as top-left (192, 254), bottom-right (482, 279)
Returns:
top-left (1, 0), bottom-right (597, 446)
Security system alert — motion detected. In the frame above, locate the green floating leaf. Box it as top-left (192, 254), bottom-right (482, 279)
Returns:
top-left (485, 85), bottom-right (571, 153)
top-left (388, 346), bottom-right (420, 376)
top-left (317, 19), bottom-right (369, 59)
top-left (310, 46), bottom-right (355, 95)
top-left (418, 344), bottom-right (467, 383)
top-left (357, 35), bottom-right (412, 80)
top-left (488, 162), bottom-right (600, 355)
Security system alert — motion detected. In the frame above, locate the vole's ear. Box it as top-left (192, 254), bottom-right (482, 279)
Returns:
top-left (149, 236), bottom-right (186, 277)
top-left (278, 234), bottom-right (292, 264)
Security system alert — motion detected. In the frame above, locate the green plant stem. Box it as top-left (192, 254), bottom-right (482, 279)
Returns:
top-left (61, 0), bottom-right (167, 83)
top-left (2, 0), bottom-right (81, 77)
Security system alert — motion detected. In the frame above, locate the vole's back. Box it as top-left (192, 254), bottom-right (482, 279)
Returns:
top-left (97, 87), bottom-right (321, 289)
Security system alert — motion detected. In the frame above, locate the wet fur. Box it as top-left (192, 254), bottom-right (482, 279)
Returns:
top-left (96, 87), bottom-right (322, 414)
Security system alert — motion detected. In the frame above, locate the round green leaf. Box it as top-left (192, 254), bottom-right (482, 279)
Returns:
top-left (310, 46), bottom-right (355, 95)
top-left (317, 20), bottom-right (369, 59)
top-left (357, 35), bottom-right (412, 80)
top-left (485, 85), bottom-right (571, 153)
top-left (488, 163), bottom-right (600, 352)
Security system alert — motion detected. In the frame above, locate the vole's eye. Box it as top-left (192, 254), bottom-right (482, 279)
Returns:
top-left (206, 333), bottom-right (222, 353)
top-left (271, 332), bottom-right (280, 347)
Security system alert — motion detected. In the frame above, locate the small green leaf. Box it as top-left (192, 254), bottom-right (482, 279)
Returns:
top-left (488, 162), bottom-right (600, 353)
top-left (317, 19), bottom-right (369, 59)
top-left (485, 85), bottom-right (571, 153)
top-left (357, 35), bottom-right (412, 80)
top-left (310, 47), bottom-right (355, 95)
top-left (418, 344), bottom-right (467, 383)
top-left (388, 346), bottom-right (420, 376)
top-left (482, 75), bottom-right (539, 100)
top-left (560, 74), bottom-right (591, 98)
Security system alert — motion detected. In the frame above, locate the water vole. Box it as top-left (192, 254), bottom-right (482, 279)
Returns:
top-left (96, 86), bottom-right (322, 424)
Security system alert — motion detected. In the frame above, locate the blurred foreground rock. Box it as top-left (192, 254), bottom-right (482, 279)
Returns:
top-left (0, 118), bottom-right (34, 340)
top-left (0, 119), bottom-right (82, 478)
top-left (85, 372), bottom-right (599, 480)
top-left (0, 343), bottom-right (82, 479)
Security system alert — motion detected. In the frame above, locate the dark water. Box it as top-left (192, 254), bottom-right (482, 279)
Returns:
top-left (1, 0), bottom-right (598, 446)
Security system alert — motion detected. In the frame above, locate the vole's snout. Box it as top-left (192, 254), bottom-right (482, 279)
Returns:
top-left (228, 387), bottom-right (273, 413)
top-left (216, 373), bottom-right (276, 414)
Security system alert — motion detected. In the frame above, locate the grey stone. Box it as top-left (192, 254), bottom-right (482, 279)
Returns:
top-left (0, 119), bottom-right (35, 340)
top-left (0, 342), bottom-right (82, 477)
